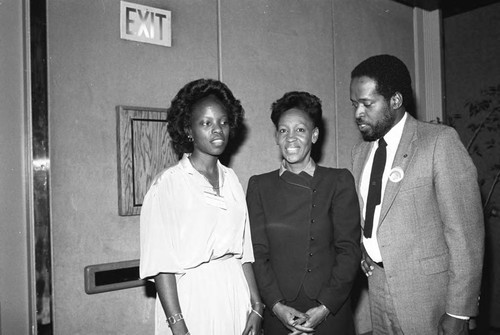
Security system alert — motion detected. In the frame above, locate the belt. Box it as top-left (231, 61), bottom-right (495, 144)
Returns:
top-left (211, 254), bottom-right (234, 262)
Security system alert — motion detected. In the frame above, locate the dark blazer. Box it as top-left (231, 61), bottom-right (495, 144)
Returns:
top-left (246, 166), bottom-right (361, 315)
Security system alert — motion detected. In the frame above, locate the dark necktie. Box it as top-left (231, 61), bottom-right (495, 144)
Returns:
top-left (364, 137), bottom-right (387, 238)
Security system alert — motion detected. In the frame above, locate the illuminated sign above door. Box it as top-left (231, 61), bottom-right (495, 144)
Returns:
top-left (120, 1), bottom-right (171, 47)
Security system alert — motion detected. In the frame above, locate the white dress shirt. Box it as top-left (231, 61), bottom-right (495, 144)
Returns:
top-left (361, 112), bottom-right (407, 262)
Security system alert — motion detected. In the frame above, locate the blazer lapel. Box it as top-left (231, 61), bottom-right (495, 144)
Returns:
top-left (280, 170), bottom-right (312, 189)
top-left (377, 115), bottom-right (418, 230)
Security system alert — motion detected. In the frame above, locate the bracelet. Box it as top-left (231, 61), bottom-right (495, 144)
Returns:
top-left (251, 309), bottom-right (263, 319)
top-left (166, 313), bottom-right (184, 326)
top-left (252, 301), bottom-right (266, 309)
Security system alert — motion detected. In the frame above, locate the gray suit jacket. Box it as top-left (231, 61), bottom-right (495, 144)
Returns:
top-left (351, 115), bottom-right (484, 334)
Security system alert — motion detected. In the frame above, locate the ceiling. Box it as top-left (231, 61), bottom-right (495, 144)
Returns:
top-left (393, 0), bottom-right (500, 17)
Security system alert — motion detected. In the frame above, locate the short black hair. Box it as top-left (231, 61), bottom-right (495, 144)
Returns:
top-left (166, 78), bottom-right (244, 155)
top-left (351, 54), bottom-right (414, 113)
top-left (270, 91), bottom-right (322, 128)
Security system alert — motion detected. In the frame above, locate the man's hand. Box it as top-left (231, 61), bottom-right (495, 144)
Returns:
top-left (272, 302), bottom-right (314, 333)
top-left (288, 305), bottom-right (330, 335)
top-left (437, 313), bottom-right (469, 335)
top-left (361, 250), bottom-right (375, 277)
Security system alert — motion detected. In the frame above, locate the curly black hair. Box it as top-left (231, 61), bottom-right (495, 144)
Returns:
top-left (166, 78), bottom-right (244, 156)
top-left (351, 54), bottom-right (414, 113)
top-left (270, 91), bottom-right (323, 129)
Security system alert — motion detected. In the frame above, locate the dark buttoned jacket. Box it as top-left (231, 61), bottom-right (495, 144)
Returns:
top-left (246, 166), bottom-right (361, 314)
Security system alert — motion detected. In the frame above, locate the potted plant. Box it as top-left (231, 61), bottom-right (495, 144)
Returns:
top-left (448, 84), bottom-right (500, 219)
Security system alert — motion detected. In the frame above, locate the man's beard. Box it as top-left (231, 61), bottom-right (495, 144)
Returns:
top-left (358, 109), bottom-right (396, 142)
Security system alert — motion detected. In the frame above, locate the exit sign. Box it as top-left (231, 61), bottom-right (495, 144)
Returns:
top-left (120, 1), bottom-right (171, 47)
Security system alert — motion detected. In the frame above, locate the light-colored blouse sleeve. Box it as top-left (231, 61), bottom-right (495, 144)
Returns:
top-left (226, 168), bottom-right (254, 264)
top-left (240, 209), bottom-right (255, 264)
top-left (139, 171), bottom-right (182, 279)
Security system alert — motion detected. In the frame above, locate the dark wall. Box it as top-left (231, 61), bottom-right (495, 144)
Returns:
top-left (444, 2), bottom-right (500, 330)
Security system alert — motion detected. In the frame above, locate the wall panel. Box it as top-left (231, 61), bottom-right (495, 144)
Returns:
top-left (48, 0), bottom-right (218, 333)
top-left (333, 0), bottom-right (415, 168)
top-left (220, 0), bottom-right (336, 186)
top-left (0, 0), bottom-right (31, 334)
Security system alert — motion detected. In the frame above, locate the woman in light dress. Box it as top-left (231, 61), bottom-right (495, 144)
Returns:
top-left (140, 79), bottom-right (263, 335)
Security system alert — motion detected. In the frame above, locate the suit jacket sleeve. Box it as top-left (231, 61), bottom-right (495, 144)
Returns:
top-left (317, 169), bottom-right (361, 314)
top-left (246, 175), bottom-right (285, 308)
top-left (434, 127), bottom-right (484, 316)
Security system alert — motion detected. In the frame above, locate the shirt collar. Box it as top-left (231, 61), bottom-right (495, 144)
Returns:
top-left (180, 153), bottom-right (196, 174)
top-left (180, 153), bottom-right (226, 175)
top-left (279, 158), bottom-right (316, 176)
top-left (382, 112), bottom-right (407, 148)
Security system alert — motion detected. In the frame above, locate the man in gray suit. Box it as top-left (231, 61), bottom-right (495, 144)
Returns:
top-left (349, 54), bottom-right (484, 335)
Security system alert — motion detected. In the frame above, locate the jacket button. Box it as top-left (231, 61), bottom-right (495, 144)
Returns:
top-left (307, 269), bottom-right (312, 272)
top-left (309, 253), bottom-right (313, 257)
top-left (312, 204), bottom-right (316, 208)
top-left (310, 237), bottom-right (315, 240)
top-left (311, 219), bottom-right (315, 223)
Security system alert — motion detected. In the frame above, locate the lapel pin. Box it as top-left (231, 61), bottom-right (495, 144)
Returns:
top-left (389, 167), bottom-right (404, 183)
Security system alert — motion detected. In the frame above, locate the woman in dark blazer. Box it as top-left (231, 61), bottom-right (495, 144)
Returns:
top-left (246, 91), bottom-right (361, 334)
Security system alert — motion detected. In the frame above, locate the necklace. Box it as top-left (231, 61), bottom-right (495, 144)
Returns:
top-left (188, 156), bottom-right (222, 194)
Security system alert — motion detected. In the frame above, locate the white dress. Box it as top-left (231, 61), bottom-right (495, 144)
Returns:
top-left (140, 154), bottom-right (254, 335)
